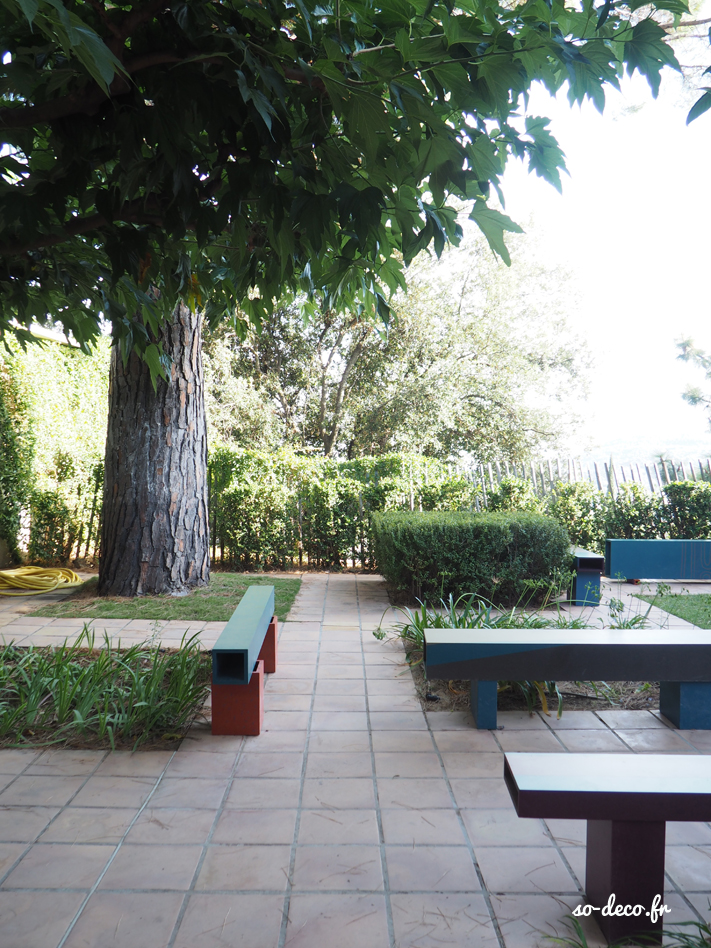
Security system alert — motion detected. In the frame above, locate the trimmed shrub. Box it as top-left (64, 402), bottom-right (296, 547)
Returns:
top-left (28, 490), bottom-right (80, 565)
top-left (546, 481), bottom-right (607, 553)
top-left (0, 362), bottom-right (33, 562)
top-left (604, 482), bottom-right (662, 541)
top-left (371, 509), bottom-right (571, 604)
top-left (546, 479), bottom-right (711, 554)
top-left (487, 476), bottom-right (541, 513)
top-left (208, 447), bottom-right (480, 570)
top-left (663, 481), bottom-right (711, 538)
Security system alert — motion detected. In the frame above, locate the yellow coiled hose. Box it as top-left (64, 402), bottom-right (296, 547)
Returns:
top-left (0, 567), bottom-right (83, 596)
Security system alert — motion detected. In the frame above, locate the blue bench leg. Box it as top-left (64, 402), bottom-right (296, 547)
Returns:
top-left (571, 570), bottom-right (601, 606)
top-left (470, 680), bottom-right (497, 729)
top-left (660, 681), bottom-right (711, 729)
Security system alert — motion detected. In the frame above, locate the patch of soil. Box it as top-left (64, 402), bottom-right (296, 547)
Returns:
top-left (409, 662), bottom-right (660, 715)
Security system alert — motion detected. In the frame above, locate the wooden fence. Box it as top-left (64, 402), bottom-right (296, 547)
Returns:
top-left (464, 457), bottom-right (711, 507)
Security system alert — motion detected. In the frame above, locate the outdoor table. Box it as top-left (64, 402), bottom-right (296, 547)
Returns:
top-left (504, 752), bottom-right (711, 944)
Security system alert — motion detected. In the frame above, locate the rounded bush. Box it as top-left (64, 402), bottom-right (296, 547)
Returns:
top-left (371, 509), bottom-right (571, 604)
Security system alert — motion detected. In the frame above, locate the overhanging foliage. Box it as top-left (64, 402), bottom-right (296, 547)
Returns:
top-left (1, 0), bottom-right (684, 377)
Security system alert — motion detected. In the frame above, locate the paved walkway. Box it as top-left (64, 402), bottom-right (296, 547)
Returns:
top-left (0, 574), bottom-right (710, 947)
top-left (0, 574), bottom-right (700, 648)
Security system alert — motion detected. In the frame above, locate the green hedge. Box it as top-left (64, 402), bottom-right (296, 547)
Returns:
top-left (371, 510), bottom-right (571, 603)
top-left (0, 363), bottom-right (33, 562)
top-left (546, 480), bottom-right (711, 554)
top-left (209, 448), bottom-right (480, 569)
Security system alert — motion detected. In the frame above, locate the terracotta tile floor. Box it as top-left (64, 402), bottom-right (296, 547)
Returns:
top-left (0, 573), bottom-right (710, 946)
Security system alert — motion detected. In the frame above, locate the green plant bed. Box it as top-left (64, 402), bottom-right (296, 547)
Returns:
top-left (637, 592), bottom-right (711, 629)
top-left (0, 628), bottom-right (211, 750)
top-left (29, 573), bottom-right (301, 622)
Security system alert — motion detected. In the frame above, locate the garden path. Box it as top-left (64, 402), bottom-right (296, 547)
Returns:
top-left (0, 573), bottom-right (710, 947)
top-left (0, 573), bottom-right (702, 647)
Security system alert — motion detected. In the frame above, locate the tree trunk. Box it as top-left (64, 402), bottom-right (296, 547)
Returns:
top-left (98, 303), bottom-right (210, 597)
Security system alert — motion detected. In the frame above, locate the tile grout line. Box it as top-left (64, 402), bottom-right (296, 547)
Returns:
top-left (0, 747), bottom-right (111, 889)
top-left (6, 883), bottom-right (606, 896)
top-left (426, 713), bottom-right (507, 948)
top-left (55, 747), bottom-right (182, 948)
top-left (501, 723), bottom-right (588, 900)
top-left (277, 572), bottom-right (329, 948)
top-left (360, 573), bottom-right (397, 948)
top-left (165, 575), bottom-right (314, 947)
top-left (163, 740), bottom-right (248, 947)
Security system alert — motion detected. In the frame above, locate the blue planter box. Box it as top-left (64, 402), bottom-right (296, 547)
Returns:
top-left (605, 539), bottom-right (711, 581)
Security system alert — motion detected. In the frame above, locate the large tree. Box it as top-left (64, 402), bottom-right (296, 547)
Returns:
top-left (205, 231), bottom-right (588, 460)
top-left (1, 0), bottom-right (682, 594)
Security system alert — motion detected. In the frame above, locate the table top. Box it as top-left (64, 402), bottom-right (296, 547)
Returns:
top-left (424, 629), bottom-right (711, 647)
top-left (504, 753), bottom-right (711, 822)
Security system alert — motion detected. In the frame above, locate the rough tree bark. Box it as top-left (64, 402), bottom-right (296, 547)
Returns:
top-left (98, 302), bottom-right (210, 597)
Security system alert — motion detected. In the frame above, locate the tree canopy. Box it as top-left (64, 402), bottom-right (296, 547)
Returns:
top-left (677, 338), bottom-right (711, 430)
top-left (1, 0), bottom-right (684, 369)
top-left (204, 229), bottom-right (588, 460)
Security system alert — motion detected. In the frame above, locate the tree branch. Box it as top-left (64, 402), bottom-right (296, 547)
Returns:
top-left (323, 329), bottom-right (369, 455)
top-left (0, 202), bottom-right (167, 256)
top-left (283, 67), bottom-right (327, 93)
top-left (85, 0), bottom-right (124, 40)
top-left (0, 89), bottom-right (107, 130)
top-left (669, 16), bottom-right (711, 29)
top-left (115, 0), bottom-right (173, 47)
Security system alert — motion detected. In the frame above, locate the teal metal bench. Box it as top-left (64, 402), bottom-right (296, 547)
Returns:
top-left (571, 546), bottom-right (604, 605)
top-left (423, 628), bottom-right (711, 729)
top-left (606, 538), bottom-right (711, 581)
top-left (211, 585), bottom-right (278, 736)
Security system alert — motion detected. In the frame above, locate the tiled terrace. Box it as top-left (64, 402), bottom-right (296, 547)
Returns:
top-left (0, 573), bottom-right (709, 947)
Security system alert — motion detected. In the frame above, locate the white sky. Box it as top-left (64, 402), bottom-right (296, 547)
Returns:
top-left (476, 48), bottom-right (711, 463)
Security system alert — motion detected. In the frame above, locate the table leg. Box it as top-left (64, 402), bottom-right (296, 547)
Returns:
top-left (572, 569), bottom-right (602, 606)
top-left (585, 819), bottom-right (666, 944)
top-left (660, 681), bottom-right (711, 729)
top-left (470, 680), bottom-right (497, 729)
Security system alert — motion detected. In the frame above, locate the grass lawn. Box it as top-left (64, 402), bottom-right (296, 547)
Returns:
top-left (636, 592), bottom-right (711, 629)
top-left (29, 572), bottom-right (301, 623)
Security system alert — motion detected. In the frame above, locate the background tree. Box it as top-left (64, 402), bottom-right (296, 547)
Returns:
top-left (677, 338), bottom-right (711, 426)
top-left (1, 0), bottom-right (682, 594)
top-left (207, 230), bottom-right (588, 460)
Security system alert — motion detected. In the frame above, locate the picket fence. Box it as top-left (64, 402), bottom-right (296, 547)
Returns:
top-left (465, 457), bottom-right (711, 507)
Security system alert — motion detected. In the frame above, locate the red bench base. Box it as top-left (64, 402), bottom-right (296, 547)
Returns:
top-left (259, 617), bottom-right (278, 673)
top-left (211, 659), bottom-right (264, 736)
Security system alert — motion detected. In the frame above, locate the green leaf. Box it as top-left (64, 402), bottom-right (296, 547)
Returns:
top-left (142, 343), bottom-right (168, 389)
top-left (68, 22), bottom-right (125, 90)
top-left (626, 0), bottom-right (688, 12)
top-left (344, 94), bottom-right (390, 161)
top-left (524, 116), bottom-right (567, 191)
top-left (687, 89), bottom-right (711, 124)
top-left (2, 0), bottom-right (126, 92)
top-left (12, 0), bottom-right (39, 23)
top-left (624, 18), bottom-right (680, 97)
top-left (468, 201), bottom-right (523, 265)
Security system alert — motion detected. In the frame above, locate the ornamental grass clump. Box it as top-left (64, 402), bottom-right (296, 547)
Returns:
top-left (0, 627), bottom-right (211, 749)
top-left (375, 592), bottom-right (641, 718)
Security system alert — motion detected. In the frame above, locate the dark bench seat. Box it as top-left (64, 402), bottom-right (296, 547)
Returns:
top-left (423, 628), bottom-right (711, 729)
top-left (211, 585), bottom-right (278, 736)
top-left (504, 752), bottom-right (711, 943)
